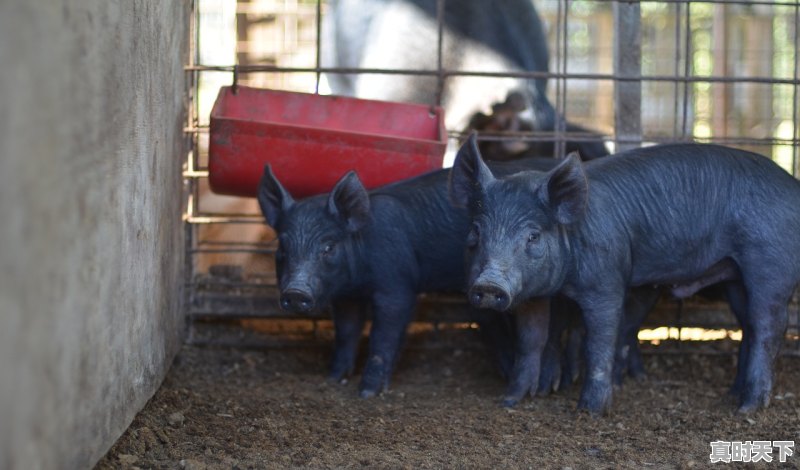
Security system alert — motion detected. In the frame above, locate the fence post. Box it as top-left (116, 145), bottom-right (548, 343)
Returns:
top-left (613, 1), bottom-right (642, 152)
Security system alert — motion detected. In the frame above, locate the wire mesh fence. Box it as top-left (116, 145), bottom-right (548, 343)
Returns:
top-left (183, 0), bottom-right (800, 351)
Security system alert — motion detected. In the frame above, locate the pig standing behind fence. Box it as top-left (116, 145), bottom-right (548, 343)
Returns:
top-left (321, 0), bottom-right (607, 160)
top-left (451, 135), bottom-right (800, 414)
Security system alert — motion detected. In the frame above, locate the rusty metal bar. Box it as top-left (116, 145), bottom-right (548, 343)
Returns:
top-left (189, 248), bottom-right (276, 255)
top-left (189, 281), bottom-right (278, 289)
top-left (197, 239), bottom-right (275, 247)
top-left (672, 2), bottom-right (682, 137)
top-left (614, 1), bottom-right (643, 152)
top-left (433, 0), bottom-right (446, 111)
top-left (711, 4), bottom-right (727, 140)
top-left (793, 3), bottom-right (799, 175)
top-left (181, 127), bottom-right (798, 148)
top-left (554, 0), bottom-right (568, 159)
top-left (639, 0), bottom-right (797, 5)
top-left (314, 0), bottom-right (322, 94)
top-left (183, 64), bottom-right (800, 86)
top-left (184, 0), bottom-right (202, 339)
top-left (180, 130), bottom-right (800, 146)
top-left (552, 0), bottom-right (562, 159)
top-left (463, 134), bottom-right (800, 146)
top-left (185, 216), bottom-right (264, 225)
top-left (180, 121), bottom-right (799, 146)
top-left (681, 2), bottom-right (692, 138)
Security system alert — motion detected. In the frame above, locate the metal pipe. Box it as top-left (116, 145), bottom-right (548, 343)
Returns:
top-left (183, 64), bottom-right (800, 86)
top-left (613, 1), bottom-right (643, 151)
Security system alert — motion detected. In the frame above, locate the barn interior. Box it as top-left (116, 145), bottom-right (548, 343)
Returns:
top-left (2, 1), bottom-right (800, 469)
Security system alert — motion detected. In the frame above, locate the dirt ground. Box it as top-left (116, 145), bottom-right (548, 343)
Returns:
top-left (97, 326), bottom-right (800, 469)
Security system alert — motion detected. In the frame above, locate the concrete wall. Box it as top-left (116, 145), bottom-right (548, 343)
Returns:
top-left (0, 1), bottom-right (189, 468)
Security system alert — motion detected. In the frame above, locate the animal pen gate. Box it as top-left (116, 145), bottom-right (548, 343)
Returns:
top-left (183, 0), bottom-right (800, 353)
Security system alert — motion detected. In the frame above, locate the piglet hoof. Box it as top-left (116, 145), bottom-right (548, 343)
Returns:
top-left (536, 367), bottom-right (560, 396)
top-left (536, 376), bottom-right (558, 396)
top-left (576, 403), bottom-right (609, 417)
top-left (502, 396), bottom-right (520, 408)
top-left (737, 393), bottom-right (770, 415)
top-left (327, 364), bottom-right (354, 385)
top-left (504, 377), bottom-right (535, 406)
top-left (502, 384), bottom-right (530, 408)
top-left (630, 371), bottom-right (647, 383)
top-left (736, 404), bottom-right (757, 415)
top-left (577, 399), bottom-right (612, 416)
top-left (358, 381), bottom-right (383, 399)
top-left (358, 355), bottom-right (388, 399)
top-left (577, 383), bottom-right (613, 416)
top-left (326, 374), bottom-right (349, 385)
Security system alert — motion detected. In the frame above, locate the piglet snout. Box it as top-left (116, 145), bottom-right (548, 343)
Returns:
top-left (469, 283), bottom-right (512, 311)
top-left (280, 288), bottom-right (315, 313)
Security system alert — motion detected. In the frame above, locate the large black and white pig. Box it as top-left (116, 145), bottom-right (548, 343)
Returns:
top-left (321, 0), bottom-right (608, 160)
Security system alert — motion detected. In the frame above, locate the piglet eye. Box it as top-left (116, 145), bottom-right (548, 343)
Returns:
top-left (527, 232), bottom-right (541, 244)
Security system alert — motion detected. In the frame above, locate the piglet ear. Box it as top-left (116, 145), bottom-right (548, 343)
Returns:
top-left (449, 133), bottom-right (495, 209)
top-left (257, 165), bottom-right (294, 228)
top-left (328, 171), bottom-right (371, 232)
top-left (538, 152), bottom-right (587, 225)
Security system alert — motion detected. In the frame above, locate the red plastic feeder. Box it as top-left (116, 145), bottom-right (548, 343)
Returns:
top-left (208, 86), bottom-right (447, 198)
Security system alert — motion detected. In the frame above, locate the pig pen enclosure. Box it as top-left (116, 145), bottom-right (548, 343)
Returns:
top-left (100, 1), bottom-right (800, 468)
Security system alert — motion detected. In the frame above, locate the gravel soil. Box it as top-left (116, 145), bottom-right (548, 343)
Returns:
top-left (97, 327), bottom-right (800, 469)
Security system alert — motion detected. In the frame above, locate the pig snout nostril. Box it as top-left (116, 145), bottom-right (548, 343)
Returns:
top-left (496, 294), bottom-right (510, 311)
top-left (469, 283), bottom-right (511, 311)
top-left (490, 289), bottom-right (510, 310)
top-left (280, 289), bottom-right (314, 312)
top-left (468, 288), bottom-right (484, 308)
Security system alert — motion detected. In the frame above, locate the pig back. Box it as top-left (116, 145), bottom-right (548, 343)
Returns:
top-left (577, 143), bottom-right (800, 286)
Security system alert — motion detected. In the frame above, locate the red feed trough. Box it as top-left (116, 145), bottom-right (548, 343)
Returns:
top-left (208, 86), bottom-right (447, 198)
